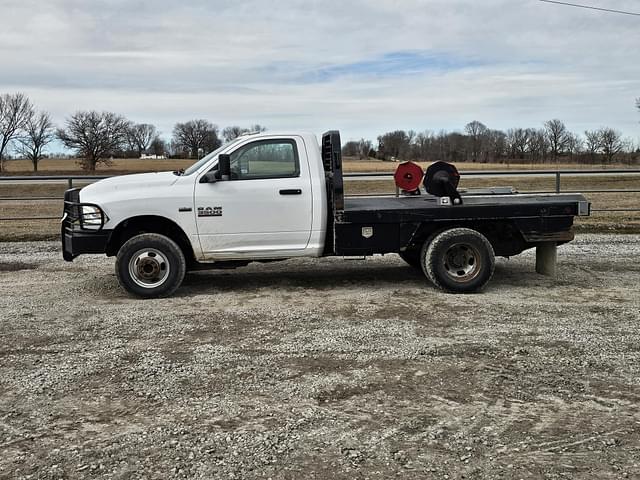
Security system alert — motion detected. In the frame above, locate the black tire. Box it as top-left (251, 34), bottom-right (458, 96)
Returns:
top-left (398, 249), bottom-right (422, 269)
top-left (400, 230), bottom-right (442, 270)
top-left (115, 233), bottom-right (186, 298)
top-left (421, 228), bottom-right (495, 293)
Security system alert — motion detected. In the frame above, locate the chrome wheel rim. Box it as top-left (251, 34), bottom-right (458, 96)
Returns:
top-left (128, 248), bottom-right (170, 289)
top-left (443, 243), bottom-right (481, 282)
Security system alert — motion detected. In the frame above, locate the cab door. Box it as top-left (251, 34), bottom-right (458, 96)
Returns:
top-left (194, 136), bottom-right (313, 258)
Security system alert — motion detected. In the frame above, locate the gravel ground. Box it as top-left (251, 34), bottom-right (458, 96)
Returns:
top-left (1, 235), bottom-right (639, 479)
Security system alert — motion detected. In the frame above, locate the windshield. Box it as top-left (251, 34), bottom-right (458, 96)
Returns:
top-left (182, 138), bottom-right (244, 176)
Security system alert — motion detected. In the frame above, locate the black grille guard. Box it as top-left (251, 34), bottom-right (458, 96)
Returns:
top-left (62, 188), bottom-right (107, 230)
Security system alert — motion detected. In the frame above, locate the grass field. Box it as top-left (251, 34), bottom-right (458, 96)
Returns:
top-left (1, 158), bottom-right (639, 240)
top-left (2, 156), bottom-right (638, 175)
top-left (1, 158), bottom-right (195, 177)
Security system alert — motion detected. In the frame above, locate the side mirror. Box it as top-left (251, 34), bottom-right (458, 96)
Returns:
top-left (199, 171), bottom-right (219, 184)
top-left (218, 154), bottom-right (231, 180)
top-left (199, 154), bottom-right (232, 184)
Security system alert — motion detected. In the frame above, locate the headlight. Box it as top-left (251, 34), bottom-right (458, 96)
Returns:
top-left (81, 205), bottom-right (106, 228)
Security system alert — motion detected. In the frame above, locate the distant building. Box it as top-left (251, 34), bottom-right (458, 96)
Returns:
top-left (140, 153), bottom-right (166, 160)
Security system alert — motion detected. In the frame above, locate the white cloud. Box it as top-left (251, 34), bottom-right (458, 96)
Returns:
top-left (1, 0), bottom-right (638, 145)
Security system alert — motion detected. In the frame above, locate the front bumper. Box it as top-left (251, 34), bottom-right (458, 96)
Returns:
top-left (62, 225), bottom-right (112, 261)
top-left (61, 188), bottom-right (112, 261)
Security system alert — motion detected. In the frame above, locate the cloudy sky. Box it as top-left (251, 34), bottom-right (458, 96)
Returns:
top-left (1, 0), bottom-right (639, 146)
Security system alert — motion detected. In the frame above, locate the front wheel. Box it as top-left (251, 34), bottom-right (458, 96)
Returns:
top-left (115, 233), bottom-right (186, 298)
top-left (421, 228), bottom-right (495, 293)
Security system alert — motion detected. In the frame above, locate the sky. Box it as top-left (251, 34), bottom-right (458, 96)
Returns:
top-left (1, 0), bottom-right (639, 149)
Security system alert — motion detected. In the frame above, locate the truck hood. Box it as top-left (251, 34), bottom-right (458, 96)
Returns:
top-left (80, 171), bottom-right (179, 201)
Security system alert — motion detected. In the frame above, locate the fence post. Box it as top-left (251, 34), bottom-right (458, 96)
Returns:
top-left (555, 172), bottom-right (561, 193)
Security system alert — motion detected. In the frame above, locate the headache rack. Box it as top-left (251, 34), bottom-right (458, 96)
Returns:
top-left (321, 131), bottom-right (344, 255)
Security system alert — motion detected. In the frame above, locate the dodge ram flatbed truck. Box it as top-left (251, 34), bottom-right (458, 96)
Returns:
top-left (62, 130), bottom-right (590, 298)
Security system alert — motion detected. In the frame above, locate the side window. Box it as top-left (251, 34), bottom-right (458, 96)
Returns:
top-left (229, 140), bottom-right (299, 180)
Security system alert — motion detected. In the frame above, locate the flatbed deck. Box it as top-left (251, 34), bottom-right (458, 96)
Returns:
top-left (331, 191), bottom-right (589, 258)
top-left (344, 192), bottom-right (588, 223)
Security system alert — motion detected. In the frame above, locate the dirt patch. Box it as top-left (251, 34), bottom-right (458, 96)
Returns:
top-left (0, 235), bottom-right (639, 479)
top-left (0, 261), bottom-right (37, 271)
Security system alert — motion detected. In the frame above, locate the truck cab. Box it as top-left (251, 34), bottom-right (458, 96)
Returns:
top-left (193, 133), bottom-right (327, 259)
top-left (62, 130), bottom-right (590, 298)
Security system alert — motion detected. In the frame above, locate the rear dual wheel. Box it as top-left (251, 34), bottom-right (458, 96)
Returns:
top-left (421, 228), bottom-right (495, 293)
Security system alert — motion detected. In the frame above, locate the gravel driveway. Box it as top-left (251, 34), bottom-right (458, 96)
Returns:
top-left (1, 235), bottom-right (639, 479)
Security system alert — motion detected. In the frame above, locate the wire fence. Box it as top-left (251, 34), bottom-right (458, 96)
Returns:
top-left (1, 169), bottom-right (639, 221)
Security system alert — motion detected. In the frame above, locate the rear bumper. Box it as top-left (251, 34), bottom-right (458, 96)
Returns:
top-left (520, 229), bottom-right (575, 243)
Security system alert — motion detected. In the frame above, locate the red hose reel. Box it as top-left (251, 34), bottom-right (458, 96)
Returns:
top-left (393, 161), bottom-right (424, 193)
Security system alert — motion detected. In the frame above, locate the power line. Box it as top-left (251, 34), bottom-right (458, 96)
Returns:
top-left (539, 0), bottom-right (640, 16)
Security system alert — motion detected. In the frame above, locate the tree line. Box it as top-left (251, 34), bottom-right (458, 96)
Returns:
top-left (1, 92), bottom-right (639, 172)
top-left (344, 115), bottom-right (640, 165)
top-left (0, 92), bottom-right (266, 172)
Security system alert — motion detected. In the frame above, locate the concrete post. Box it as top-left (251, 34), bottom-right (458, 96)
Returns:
top-left (536, 242), bottom-right (557, 277)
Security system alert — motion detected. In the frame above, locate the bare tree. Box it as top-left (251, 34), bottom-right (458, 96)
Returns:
top-left (17, 111), bottom-right (54, 172)
top-left (341, 141), bottom-right (359, 157)
top-left (412, 130), bottom-right (432, 160)
top-left (377, 130), bottom-right (412, 161)
top-left (341, 138), bottom-right (372, 159)
top-left (584, 130), bottom-right (602, 162)
top-left (250, 124), bottom-right (267, 134)
top-left (357, 138), bottom-right (372, 159)
top-left (449, 132), bottom-right (469, 162)
top-left (173, 120), bottom-right (220, 158)
top-left (544, 119), bottom-right (569, 162)
top-left (506, 128), bottom-right (529, 159)
top-left (0, 92), bottom-right (33, 172)
top-left (222, 126), bottom-right (246, 142)
top-left (127, 123), bottom-right (157, 157)
top-left (149, 136), bottom-right (167, 157)
top-left (406, 130), bottom-right (417, 147)
top-left (565, 132), bottom-right (582, 159)
top-left (222, 124), bottom-right (267, 142)
top-left (598, 127), bottom-right (626, 164)
top-left (366, 121), bottom-right (636, 165)
top-left (464, 121), bottom-right (488, 162)
top-left (505, 129), bottom-right (517, 159)
top-left (56, 111), bottom-right (130, 171)
top-left (486, 129), bottom-right (506, 162)
top-left (527, 129), bottom-right (548, 163)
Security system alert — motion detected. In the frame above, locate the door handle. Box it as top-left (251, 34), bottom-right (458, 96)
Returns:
top-left (279, 189), bottom-right (302, 195)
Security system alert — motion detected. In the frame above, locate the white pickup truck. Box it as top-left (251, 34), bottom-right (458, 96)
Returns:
top-left (62, 131), bottom-right (590, 298)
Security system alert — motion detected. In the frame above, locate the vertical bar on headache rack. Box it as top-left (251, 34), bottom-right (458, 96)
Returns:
top-left (68, 178), bottom-right (73, 189)
top-left (555, 172), bottom-right (561, 193)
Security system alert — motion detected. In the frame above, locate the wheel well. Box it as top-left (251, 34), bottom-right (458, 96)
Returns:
top-left (407, 220), bottom-right (527, 257)
top-left (106, 216), bottom-right (195, 263)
